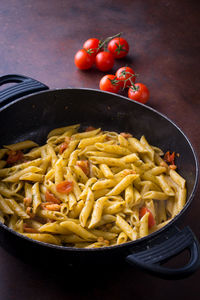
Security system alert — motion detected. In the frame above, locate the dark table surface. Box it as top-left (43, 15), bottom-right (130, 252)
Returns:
top-left (0, 0), bottom-right (200, 299)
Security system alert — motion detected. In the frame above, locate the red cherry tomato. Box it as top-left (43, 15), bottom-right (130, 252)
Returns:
top-left (108, 37), bottom-right (129, 59)
top-left (74, 49), bottom-right (94, 70)
top-left (45, 191), bottom-right (61, 204)
top-left (7, 150), bottom-right (24, 164)
top-left (95, 51), bottom-right (114, 71)
top-left (139, 207), bottom-right (155, 229)
top-left (76, 160), bottom-right (90, 176)
top-left (56, 180), bottom-right (74, 194)
top-left (83, 38), bottom-right (100, 57)
top-left (99, 75), bottom-right (121, 93)
top-left (128, 83), bottom-right (149, 104)
top-left (116, 66), bottom-right (136, 88)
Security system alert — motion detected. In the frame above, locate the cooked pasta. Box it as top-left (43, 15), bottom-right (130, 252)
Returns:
top-left (0, 124), bottom-right (187, 248)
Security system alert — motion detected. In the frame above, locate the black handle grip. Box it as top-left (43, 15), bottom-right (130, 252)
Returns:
top-left (126, 226), bottom-right (200, 279)
top-left (0, 74), bottom-right (49, 108)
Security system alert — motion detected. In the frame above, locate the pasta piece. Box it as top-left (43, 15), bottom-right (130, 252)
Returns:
top-left (156, 174), bottom-right (175, 196)
top-left (139, 212), bottom-right (149, 238)
top-left (116, 215), bottom-right (137, 241)
top-left (5, 198), bottom-right (29, 218)
top-left (120, 153), bottom-right (140, 163)
top-left (92, 178), bottom-right (117, 191)
top-left (79, 188), bottom-right (94, 227)
top-left (32, 182), bottom-right (42, 214)
top-left (78, 177), bottom-right (97, 200)
top-left (19, 173), bottom-right (44, 182)
top-left (60, 221), bottom-right (97, 241)
top-left (86, 151), bottom-right (120, 158)
top-left (93, 189), bottom-right (110, 200)
top-left (156, 200), bottom-right (167, 223)
top-left (95, 143), bottom-right (131, 156)
top-left (89, 156), bottom-right (126, 167)
top-left (78, 134), bottom-right (107, 149)
top-left (47, 124), bottom-right (79, 138)
top-left (24, 146), bottom-right (46, 159)
top-left (72, 128), bottom-right (101, 140)
top-left (85, 241), bottom-right (109, 248)
top-left (143, 191), bottom-right (168, 201)
top-left (72, 165), bottom-right (88, 184)
top-left (117, 232), bottom-right (128, 244)
top-left (125, 184), bottom-right (134, 207)
top-left (89, 229), bottom-right (117, 241)
top-left (62, 140), bottom-right (79, 159)
top-left (0, 194), bottom-right (14, 214)
top-left (39, 222), bottom-right (71, 234)
top-left (4, 140), bottom-right (38, 151)
top-left (23, 233), bottom-right (60, 245)
top-left (88, 196), bottom-right (107, 228)
top-left (140, 135), bottom-right (155, 161)
top-left (169, 169), bottom-right (186, 189)
top-left (47, 144), bottom-right (57, 166)
top-left (60, 234), bottom-right (85, 244)
top-left (103, 201), bottom-right (125, 215)
top-left (99, 164), bottom-right (114, 179)
top-left (68, 149), bottom-right (80, 167)
top-left (95, 214), bottom-right (116, 227)
top-left (68, 200), bottom-right (84, 218)
top-left (54, 159), bottom-right (64, 184)
top-left (128, 137), bottom-right (148, 153)
top-left (37, 209), bottom-right (67, 221)
top-left (107, 174), bottom-right (138, 196)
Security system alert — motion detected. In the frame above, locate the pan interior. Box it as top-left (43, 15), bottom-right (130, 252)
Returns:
top-left (0, 88), bottom-right (197, 203)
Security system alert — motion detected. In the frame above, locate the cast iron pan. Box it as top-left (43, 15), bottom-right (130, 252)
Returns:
top-left (0, 74), bottom-right (199, 279)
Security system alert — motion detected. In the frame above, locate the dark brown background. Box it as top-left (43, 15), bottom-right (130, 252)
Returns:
top-left (0, 0), bottom-right (200, 299)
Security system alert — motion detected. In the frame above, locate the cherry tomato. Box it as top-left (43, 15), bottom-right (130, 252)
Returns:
top-left (95, 51), bottom-right (114, 71)
top-left (99, 75), bottom-right (121, 93)
top-left (108, 37), bottom-right (129, 59)
top-left (116, 66), bottom-right (136, 88)
top-left (85, 126), bottom-right (96, 132)
top-left (128, 83), bottom-right (149, 104)
top-left (139, 207), bottom-right (156, 229)
top-left (76, 160), bottom-right (90, 176)
top-left (45, 190), bottom-right (61, 204)
top-left (59, 142), bottom-right (68, 154)
top-left (74, 49), bottom-right (94, 70)
top-left (164, 151), bottom-right (176, 165)
top-left (56, 181), bottom-right (74, 194)
top-left (83, 38), bottom-right (100, 57)
top-left (7, 150), bottom-right (24, 164)
top-left (23, 224), bottom-right (38, 233)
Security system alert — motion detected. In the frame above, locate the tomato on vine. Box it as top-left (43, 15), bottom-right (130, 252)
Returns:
top-left (95, 51), bottom-right (115, 71)
top-left (115, 66), bottom-right (136, 88)
top-left (99, 75), bottom-right (121, 93)
top-left (74, 49), bottom-right (94, 70)
top-left (128, 83), bottom-right (149, 104)
top-left (108, 37), bottom-right (129, 59)
top-left (83, 38), bottom-right (101, 57)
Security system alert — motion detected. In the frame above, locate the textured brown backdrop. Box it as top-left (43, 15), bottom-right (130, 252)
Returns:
top-left (0, 0), bottom-right (200, 299)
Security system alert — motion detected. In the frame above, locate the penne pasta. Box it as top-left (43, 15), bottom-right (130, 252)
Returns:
top-left (4, 140), bottom-right (38, 151)
top-left (0, 125), bottom-right (187, 248)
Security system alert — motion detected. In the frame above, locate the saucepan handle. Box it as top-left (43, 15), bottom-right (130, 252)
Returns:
top-left (0, 74), bottom-right (49, 108)
top-left (126, 226), bottom-right (200, 279)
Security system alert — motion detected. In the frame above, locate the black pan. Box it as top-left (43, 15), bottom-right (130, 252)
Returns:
top-left (0, 74), bottom-right (199, 279)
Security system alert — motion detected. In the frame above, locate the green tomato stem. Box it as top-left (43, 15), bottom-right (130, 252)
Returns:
top-left (99, 32), bottom-right (122, 51)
